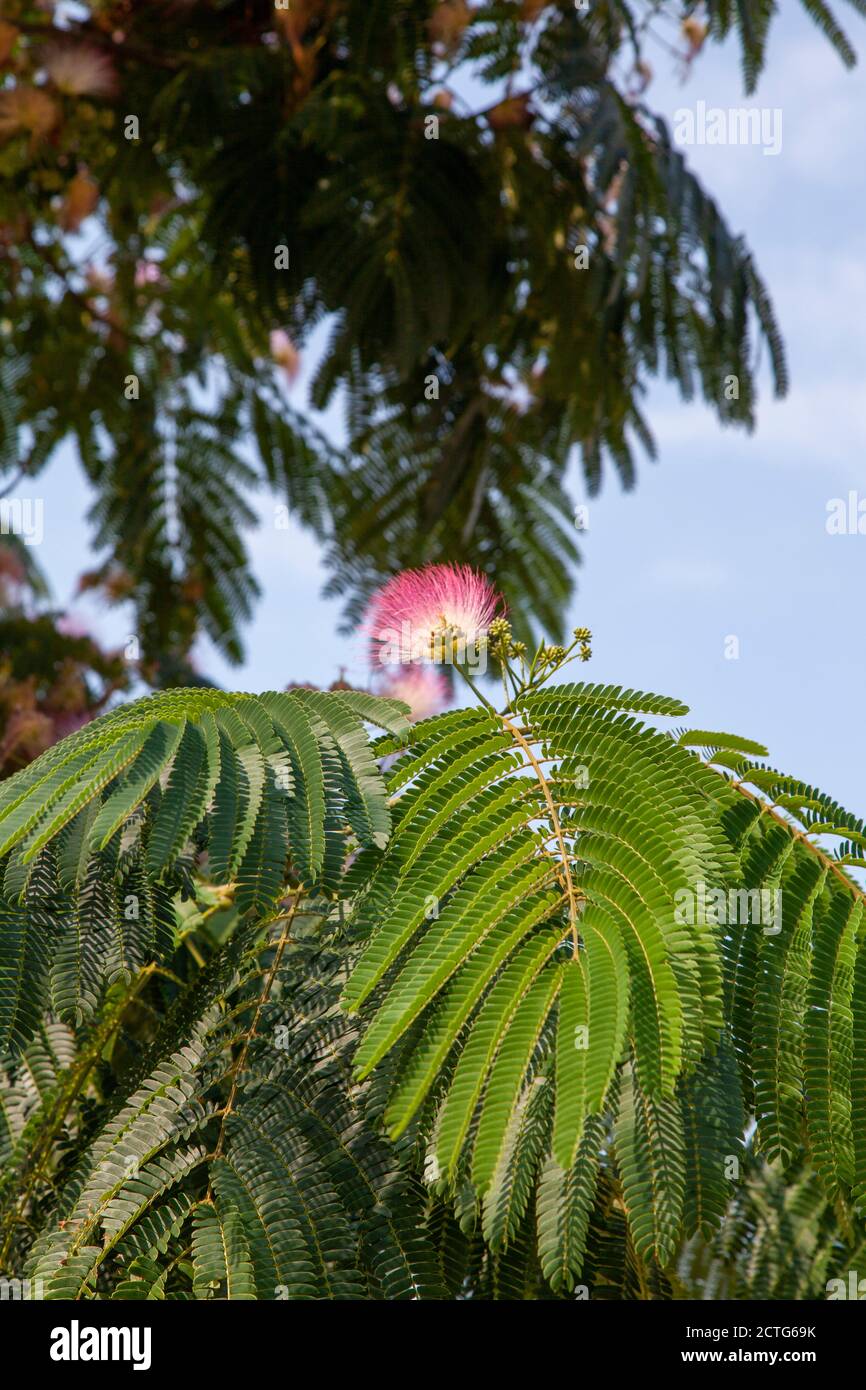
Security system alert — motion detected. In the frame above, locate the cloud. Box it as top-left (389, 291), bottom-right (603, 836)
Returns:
top-left (644, 378), bottom-right (866, 479)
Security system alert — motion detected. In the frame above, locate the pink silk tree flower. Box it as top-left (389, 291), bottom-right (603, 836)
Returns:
top-left (51, 709), bottom-right (93, 741)
top-left (364, 563), bottom-right (501, 668)
top-left (43, 43), bottom-right (119, 99)
top-left (56, 614), bottom-right (90, 639)
top-left (379, 664), bottom-right (450, 722)
top-left (0, 86), bottom-right (59, 141)
top-left (134, 259), bottom-right (163, 288)
top-left (269, 328), bottom-right (301, 384)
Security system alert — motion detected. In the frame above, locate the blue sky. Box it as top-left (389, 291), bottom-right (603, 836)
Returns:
top-left (21, 4), bottom-right (866, 813)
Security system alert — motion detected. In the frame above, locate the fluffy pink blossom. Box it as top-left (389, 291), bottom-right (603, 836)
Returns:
top-left (56, 614), bottom-right (90, 639)
top-left (379, 665), bottom-right (450, 722)
top-left (269, 328), bottom-right (301, 384)
top-left (51, 709), bottom-right (93, 740)
top-left (364, 563), bottom-right (501, 668)
top-left (0, 86), bottom-right (59, 141)
top-left (134, 260), bottom-right (163, 288)
top-left (43, 42), bottom-right (119, 99)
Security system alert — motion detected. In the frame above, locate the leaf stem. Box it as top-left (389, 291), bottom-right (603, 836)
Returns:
top-left (499, 711), bottom-right (582, 958)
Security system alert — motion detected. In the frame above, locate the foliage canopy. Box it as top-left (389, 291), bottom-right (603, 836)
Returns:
top-left (3, 0), bottom-right (860, 663)
top-left (2, 654), bottom-right (866, 1299)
